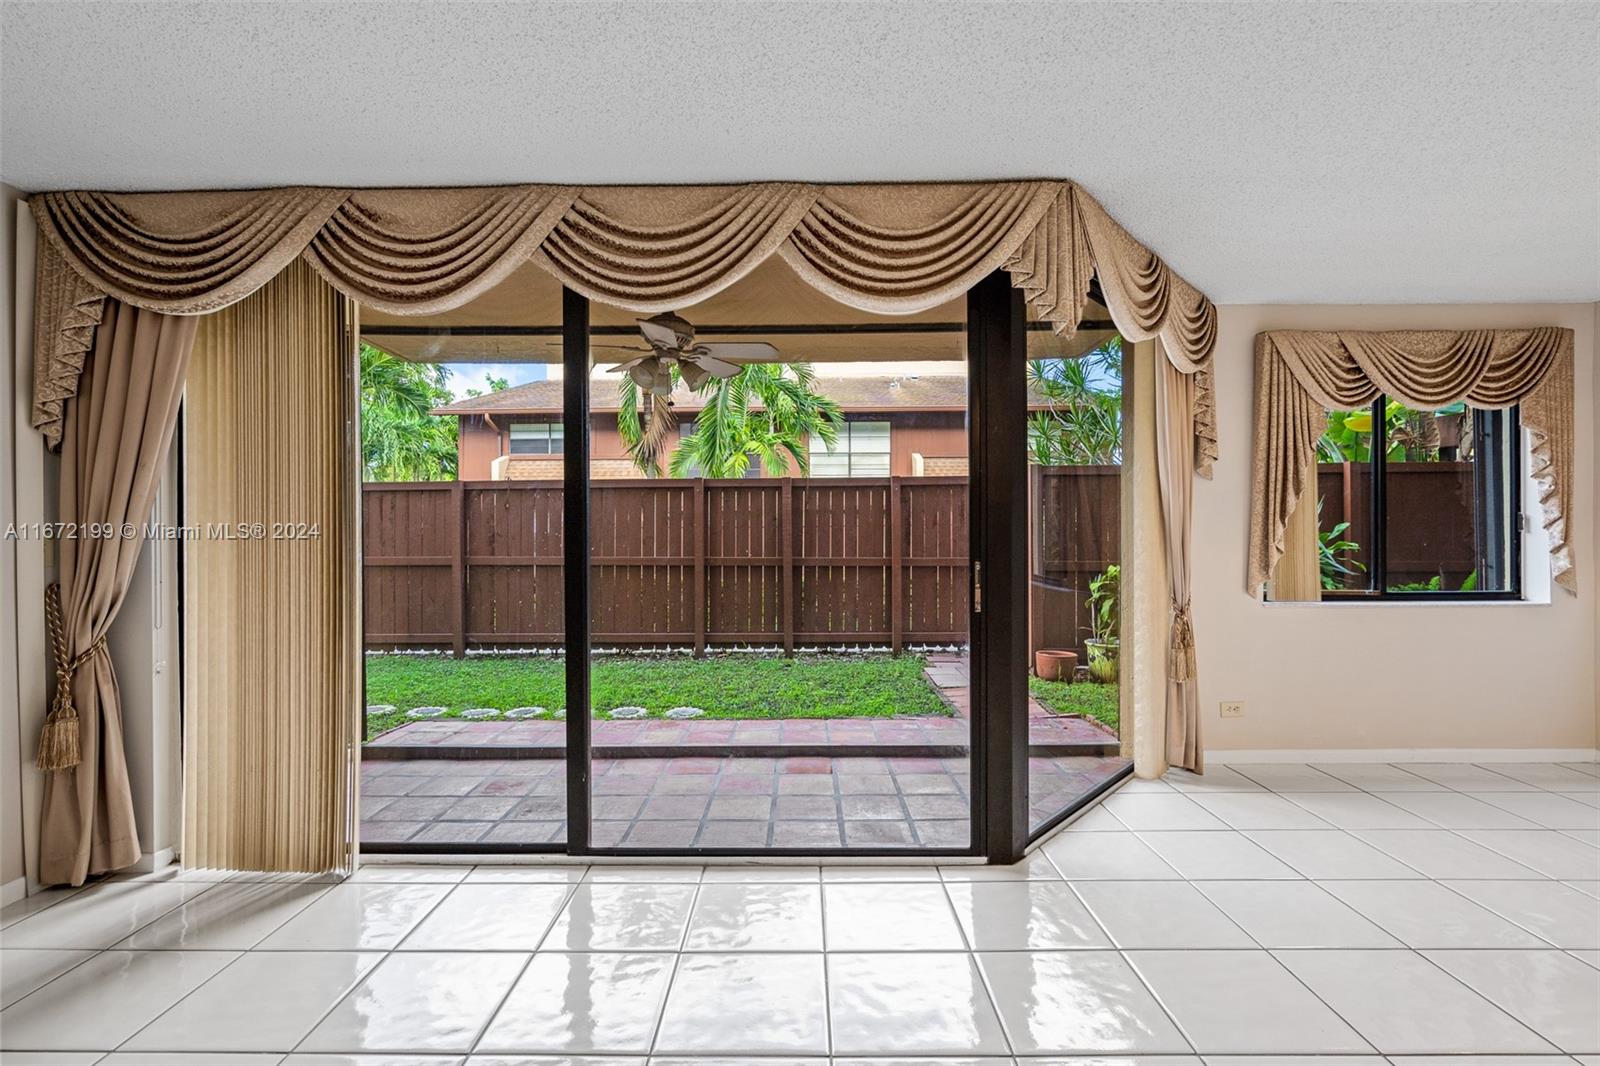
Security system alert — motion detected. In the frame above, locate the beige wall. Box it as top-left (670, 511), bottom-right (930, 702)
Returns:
top-left (1196, 303), bottom-right (1597, 753)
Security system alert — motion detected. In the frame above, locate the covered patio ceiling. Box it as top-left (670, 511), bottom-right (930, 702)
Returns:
top-left (362, 254), bottom-right (1118, 365)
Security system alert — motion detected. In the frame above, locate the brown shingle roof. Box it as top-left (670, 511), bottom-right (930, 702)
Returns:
top-left (433, 373), bottom-right (985, 416)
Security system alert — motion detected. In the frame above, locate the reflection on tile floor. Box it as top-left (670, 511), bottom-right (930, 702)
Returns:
top-left (361, 753), bottom-right (1133, 849)
top-left (3, 759), bottom-right (1597, 1062)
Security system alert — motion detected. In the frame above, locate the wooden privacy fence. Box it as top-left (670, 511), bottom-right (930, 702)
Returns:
top-left (1316, 461), bottom-right (1479, 585)
top-left (363, 470), bottom-right (1120, 656)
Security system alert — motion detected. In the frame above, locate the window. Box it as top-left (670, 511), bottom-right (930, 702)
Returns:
top-left (1315, 398), bottom-right (1520, 598)
top-left (810, 420), bottom-right (891, 477)
top-left (510, 421), bottom-right (563, 455)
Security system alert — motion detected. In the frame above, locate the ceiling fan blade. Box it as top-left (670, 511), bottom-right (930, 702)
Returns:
top-left (609, 355), bottom-right (651, 373)
top-left (678, 361), bottom-right (710, 391)
top-left (695, 342), bottom-right (779, 362)
top-left (689, 354), bottom-right (743, 379)
top-left (637, 317), bottom-right (686, 351)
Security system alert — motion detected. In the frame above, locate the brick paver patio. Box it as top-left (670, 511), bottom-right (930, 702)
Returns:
top-left (360, 752), bottom-right (1130, 850)
top-left (360, 652), bottom-right (1128, 849)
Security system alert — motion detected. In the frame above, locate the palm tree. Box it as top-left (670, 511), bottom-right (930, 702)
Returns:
top-left (359, 343), bottom-right (459, 482)
top-left (616, 362), bottom-right (843, 478)
top-left (1027, 336), bottom-right (1123, 465)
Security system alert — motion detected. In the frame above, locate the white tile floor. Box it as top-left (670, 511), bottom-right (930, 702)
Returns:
top-left (0, 760), bottom-right (1596, 1064)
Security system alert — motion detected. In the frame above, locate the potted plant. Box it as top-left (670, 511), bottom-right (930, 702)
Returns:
top-left (1084, 564), bottom-right (1120, 683)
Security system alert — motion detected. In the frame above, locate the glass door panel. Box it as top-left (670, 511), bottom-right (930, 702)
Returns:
top-left (357, 265), bottom-right (567, 852)
top-left (582, 258), bottom-right (974, 853)
top-left (1022, 300), bottom-right (1132, 839)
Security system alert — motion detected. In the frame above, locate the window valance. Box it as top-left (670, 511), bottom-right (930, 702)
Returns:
top-left (30, 180), bottom-right (1217, 473)
top-left (1247, 327), bottom-right (1576, 597)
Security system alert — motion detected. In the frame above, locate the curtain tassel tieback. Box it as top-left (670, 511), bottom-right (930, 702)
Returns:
top-left (36, 583), bottom-right (103, 772)
top-left (1168, 598), bottom-right (1197, 683)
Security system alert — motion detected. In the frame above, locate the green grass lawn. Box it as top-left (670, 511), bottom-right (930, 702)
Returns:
top-left (1028, 677), bottom-right (1120, 732)
top-left (365, 652), bottom-right (951, 739)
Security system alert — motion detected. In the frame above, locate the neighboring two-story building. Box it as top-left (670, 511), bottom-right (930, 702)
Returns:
top-left (434, 372), bottom-right (986, 480)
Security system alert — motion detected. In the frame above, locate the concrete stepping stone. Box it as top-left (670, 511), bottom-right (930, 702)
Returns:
top-left (665, 706), bottom-right (705, 720)
top-left (505, 706), bottom-right (547, 719)
top-left (461, 707), bottom-right (500, 719)
top-left (366, 704), bottom-right (396, 716)
top-left (609, 705), bottom-right (648, 719)
top-left (406, 706), bottom-right (447, 719)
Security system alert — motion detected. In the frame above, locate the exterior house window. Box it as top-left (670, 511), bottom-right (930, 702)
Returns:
top-left (510, 422), bottom-right (564, 456)
top-left (810, 420), bottom-right (891, 477)
top-left (1315, 398), bottom-right (1520, 599)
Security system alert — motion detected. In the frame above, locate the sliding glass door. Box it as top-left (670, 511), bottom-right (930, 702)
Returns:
top-left (356, 265), bottom-right (1130, 863)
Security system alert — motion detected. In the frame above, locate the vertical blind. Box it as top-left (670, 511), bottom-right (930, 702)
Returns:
top-left (182, 259), bottom-right (360, 873)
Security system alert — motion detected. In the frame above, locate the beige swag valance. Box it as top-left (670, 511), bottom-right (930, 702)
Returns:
top-left (30, 180), bottom-right (1217, 470)
top-left (1248, 327), bottom-right (1576, 597)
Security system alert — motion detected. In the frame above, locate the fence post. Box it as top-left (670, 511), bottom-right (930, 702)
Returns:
top-left (452, 480), bottom-right (467, 659)
top-left (889, 476), bottom-right (903, 655)
top-left (781, 477), bottom-right (795, 656)
top-left (692, 478), bottom-right (706, 657)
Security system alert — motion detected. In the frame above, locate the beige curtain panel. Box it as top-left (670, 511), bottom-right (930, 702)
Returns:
top-left (1155, 354), bottom-right (1202, 771)
top-left (1247, 327), bottom-right (1576, 597)
top-left (39, 300), bottom-right (198, 886)
top-left (29, 181), bottom-right (1218, 475)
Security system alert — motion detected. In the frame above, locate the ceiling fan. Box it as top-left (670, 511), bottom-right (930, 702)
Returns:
top-left (599, 313), bottom-right (778, 395)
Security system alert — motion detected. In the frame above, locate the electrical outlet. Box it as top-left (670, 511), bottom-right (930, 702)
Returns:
top-left (1219, 701), bottom-right (1245, 719)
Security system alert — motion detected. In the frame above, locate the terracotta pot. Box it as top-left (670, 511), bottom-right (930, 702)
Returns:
top-left (1034, 649), bottom-right (1079, 681)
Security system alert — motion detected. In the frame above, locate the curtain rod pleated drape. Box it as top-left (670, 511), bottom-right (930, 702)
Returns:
top-left (29, 181), bottom-right (1218, 477)
top-left (1248, 327), bottom-right (1577, 598)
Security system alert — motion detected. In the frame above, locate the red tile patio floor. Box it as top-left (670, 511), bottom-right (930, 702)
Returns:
top-left (359, 752), bottom-right (1130, 849)
top-left (360, 654), bottom-right (1127, 849)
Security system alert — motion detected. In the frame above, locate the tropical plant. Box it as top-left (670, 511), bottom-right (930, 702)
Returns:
top-left (1316, 499), bottom-right (1366, 590)
top-left (1318, 401), bottom-right (1445, 464)
top-left (1086, 565), bottom-right (1120, 646)
top-left (1388, 569), bottom-right (1477, 593)
top-left (359, 343), bottom-right (458, 482)
top-left (616, 362), bottom-right (843, 478)
top-left (1027, 337), bottom-right (1123, 465)
top-left (1084, 563), bottom-right (1120, 683)
top-left (464, 375), bottom-right (510, 398)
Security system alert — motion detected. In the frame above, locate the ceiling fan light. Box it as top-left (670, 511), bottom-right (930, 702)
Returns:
top-left (628, 362), bottom-right (658, 389)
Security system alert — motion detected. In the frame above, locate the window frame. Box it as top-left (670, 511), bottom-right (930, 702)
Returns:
top-left (810, 419), bottom-right (892, 478)
top-left (509, 420), bottom-right (565, 456)
top-left (1321, 395), bottom-right (1523, 602)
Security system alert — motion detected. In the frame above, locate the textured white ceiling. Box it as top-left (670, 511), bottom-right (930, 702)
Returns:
top-left (2, 1), bottom-right (1596, 303)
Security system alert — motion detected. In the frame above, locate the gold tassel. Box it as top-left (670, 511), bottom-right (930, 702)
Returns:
top-left (36, 690), bottom-right (80, 772)
top-left (36, 583), bottom-right (88, 771)
top-left (1168, 598), bottom-right (1198, 683)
